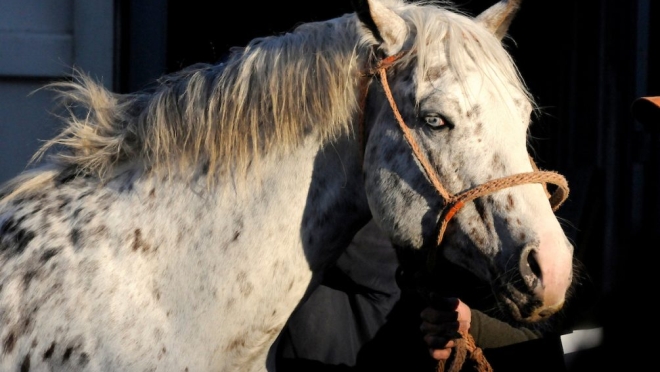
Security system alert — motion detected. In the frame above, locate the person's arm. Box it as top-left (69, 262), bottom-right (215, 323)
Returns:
top-left (468, 308), bottom-right (541, 348)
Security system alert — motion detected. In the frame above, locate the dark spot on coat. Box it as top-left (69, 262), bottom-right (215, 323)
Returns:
top-left (57, 199), bottom-right (71, 212)
top-left (149, 188), bottom-right (156, 198)
top-left (473, 121), bottom-right (483, 136)
top-left (425, 65), bottom-right (447, 81)
top-left (3, 332), bottom-right (15, 354)
top-left (21, 353), bottom-right (30, 372)
top-left (62, 346), bottom-right (73, 362)
top-left (506, 194), bottom-right (515, 211)
top-left (399, 187), bottom-right (416, 206)
top-left (236, 271), bottom-right (253, 297)
top-left (200, 160), bottom-right (210, 176)
top-left (467, 104), bottom-right (482, 119)
top-left (43, 342), bottom-right (55, 359)
top-left (469, 228), bottom-right (486, 247)
top-left (76, 190), bottom-right (94, 201)
top-left (132, 229), bottom-right (152, 253)
top-left (70, 229), bottom-right (81, 246)
top-left (157, 346), bottom-right (167, 360)
top-left (232, 230), bottom-right (240, 242)
top-left (1, 218), bottom-right (17, 237)
top-left (225, 333), bottom-right (247, 351)
top-left (23, 270), bottom-right (37, 288)
top-left (492, 154), bottom-right (505, 172)
top-left (79, 352), bottom-right (89, 367)
top-left (15, 229), bottom-right (36, 255)
top-left (40, 248), bottom-right (60, 263)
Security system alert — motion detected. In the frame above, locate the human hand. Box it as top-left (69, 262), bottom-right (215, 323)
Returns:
top-left (420, 296), bottom-right (471, 361)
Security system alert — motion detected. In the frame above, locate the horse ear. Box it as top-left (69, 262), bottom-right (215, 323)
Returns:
top-left (352, 0), bottom-right (408, 56)
top-left (475, 0), bottom-right (521, 40)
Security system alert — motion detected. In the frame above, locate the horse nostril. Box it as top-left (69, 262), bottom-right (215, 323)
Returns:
top-left (527, 249), bottom-right (542, 279)
top-left (520, 246), bottom-right (542, 291)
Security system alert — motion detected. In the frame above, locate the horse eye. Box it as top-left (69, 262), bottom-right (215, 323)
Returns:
top-left (423, 114), bottom-right (448, 129)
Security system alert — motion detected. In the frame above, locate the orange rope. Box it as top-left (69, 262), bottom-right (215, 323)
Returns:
top-left (437, 332), bottom-right (493, 372)
top-left (362, 52), bottom-right (570, 372)
top-left (377, 67), bottom-right (452, 202)
top-left (374, 59), bottom-right (569, 247)
top-left (436, 170), bottom-right (568, 245)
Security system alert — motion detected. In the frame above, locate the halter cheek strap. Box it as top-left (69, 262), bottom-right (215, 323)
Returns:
top-left (363, 52), bottom-right (569, 372)
top-left (363, 53), bottom-right (570, 246)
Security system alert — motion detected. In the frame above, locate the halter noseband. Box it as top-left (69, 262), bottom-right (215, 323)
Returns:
top-left (361, 51), bottom-right (569, 247)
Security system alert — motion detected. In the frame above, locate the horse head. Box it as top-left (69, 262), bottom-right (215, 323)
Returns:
top-left (355, 0), bottom-right (573, 323)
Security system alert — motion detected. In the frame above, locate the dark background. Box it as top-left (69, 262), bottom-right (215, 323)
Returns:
top-left (115, 0), bottom-right (659, 370)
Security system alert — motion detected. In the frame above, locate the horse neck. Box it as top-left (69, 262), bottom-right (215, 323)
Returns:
top-left (194, 132), bottom-right (372, 274)
top-left (298, 135), bottom-right (372, 273)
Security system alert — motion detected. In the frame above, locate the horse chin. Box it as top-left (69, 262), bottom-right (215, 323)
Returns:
top-left (498, 287), bottom-right (564, 324)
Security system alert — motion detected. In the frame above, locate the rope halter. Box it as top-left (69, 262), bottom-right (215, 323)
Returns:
top-left (362, 51), bottom-right (569, 247)
top-left (360, 50), bottom-right (570, 372)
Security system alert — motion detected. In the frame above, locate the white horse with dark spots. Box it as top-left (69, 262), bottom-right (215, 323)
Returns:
top-left (0, 0), bottom-right (575, 371)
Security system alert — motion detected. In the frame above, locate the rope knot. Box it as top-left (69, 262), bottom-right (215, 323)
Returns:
top-left (436, 332), bottom-right (493, 372)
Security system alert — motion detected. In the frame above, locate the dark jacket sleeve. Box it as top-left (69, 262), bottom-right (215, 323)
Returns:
top-left (469, 309), bottom-right (542, 349)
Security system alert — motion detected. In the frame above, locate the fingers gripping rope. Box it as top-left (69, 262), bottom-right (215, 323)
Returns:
top-left (436, 331), bottom-right (493, 372)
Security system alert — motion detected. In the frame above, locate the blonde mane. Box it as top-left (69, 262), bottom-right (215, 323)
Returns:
top-left (21, 0), bottom-right (532, 188)
top-left (35, 13), bottom-right (365, 182)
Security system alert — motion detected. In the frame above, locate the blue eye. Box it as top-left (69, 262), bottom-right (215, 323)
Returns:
top-left (423, 114), bottom-right (446, 129)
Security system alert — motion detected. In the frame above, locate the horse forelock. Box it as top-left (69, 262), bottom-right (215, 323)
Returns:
top-left (32, 13), bottom-right (366, 185)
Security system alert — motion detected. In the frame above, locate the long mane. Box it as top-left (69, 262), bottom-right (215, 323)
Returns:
top-left (34, 13), bottom-right (365, 182)
top-left (5, 0), bottom-right (534, 197)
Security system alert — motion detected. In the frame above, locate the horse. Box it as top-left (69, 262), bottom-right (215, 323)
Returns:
top-left (0, 0), bottom-right (575, 371)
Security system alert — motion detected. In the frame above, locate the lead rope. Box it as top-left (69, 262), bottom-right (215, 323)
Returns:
top-left (437, 330), bottom-right (492, 372)
top-left (362, 52), bottom-right (569, 372)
